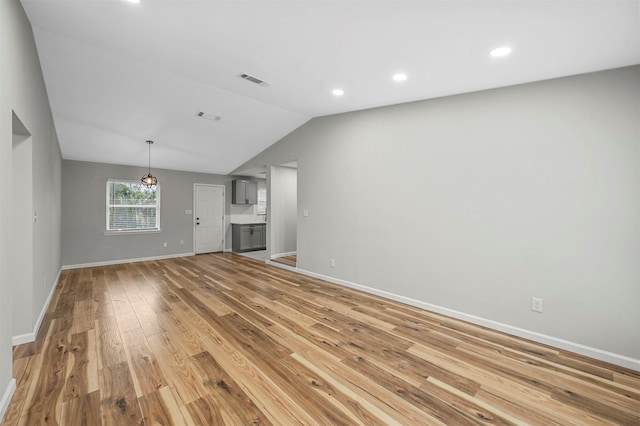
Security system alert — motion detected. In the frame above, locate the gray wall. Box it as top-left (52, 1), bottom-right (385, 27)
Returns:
top-left (234, 66), bottom-right (640, 365)
top-left (62, 160), bottom-right (238, 266)
top-left (269, 166), bottom-right (297, 256)
top-left (0, 0), bottom-right (62, 415)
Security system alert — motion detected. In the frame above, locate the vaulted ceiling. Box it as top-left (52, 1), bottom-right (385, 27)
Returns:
top-left (21, 0), bottom-right (640, 175)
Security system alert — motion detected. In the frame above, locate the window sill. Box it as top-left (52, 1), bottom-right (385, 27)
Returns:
top-left (104, 229), bottom-right (162, 236)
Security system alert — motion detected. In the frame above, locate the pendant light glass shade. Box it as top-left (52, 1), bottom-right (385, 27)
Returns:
top-left (141, 140), bottom-right (158, 187)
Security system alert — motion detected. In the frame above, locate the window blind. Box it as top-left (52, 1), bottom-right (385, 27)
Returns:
top-left (106, 180), bottom-right (160, 231)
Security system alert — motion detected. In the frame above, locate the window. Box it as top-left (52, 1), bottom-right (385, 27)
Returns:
top-left (106, 180), bottom-right (160, 232)
top-left (257, 187), bottom-right (267, 215)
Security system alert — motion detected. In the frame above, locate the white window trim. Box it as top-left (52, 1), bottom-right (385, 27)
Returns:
top-left (105, 179), bottom-right (161, 234)
top-left (104, 229), bottom-right (162, 236)
top-left (257, 187), bottom-right (267, 215)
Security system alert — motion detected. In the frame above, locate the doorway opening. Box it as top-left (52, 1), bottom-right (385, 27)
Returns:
top-left (269, 162), bottom-right (297, 267)
top-left (11, 111), bottom-right (34, 338)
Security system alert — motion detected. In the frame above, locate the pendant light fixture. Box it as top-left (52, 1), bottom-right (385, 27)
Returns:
top-left (141, 140), bottom-right (158, 187)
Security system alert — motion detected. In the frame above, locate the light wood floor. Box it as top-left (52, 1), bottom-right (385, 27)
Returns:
top-left (2, 253), bottom-right (639, 425)
top-left (272, 255), bottom-right (297, 268)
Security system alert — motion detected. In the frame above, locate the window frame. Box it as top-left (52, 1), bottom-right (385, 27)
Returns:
top-left (105, 179), bottom-right (161, 235)
top-left (256, 187), bottom-right (267, 215)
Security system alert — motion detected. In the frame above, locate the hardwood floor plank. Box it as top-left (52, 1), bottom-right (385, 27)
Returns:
top-left (458, 341), bottom-right (640, 416)
top-left (166, 301), bottom-right (317, 423)
top-left (272, 254), bottom-right (296, 267)
top-left (64, 332), bottom-right (90, 402)
top-left (477, 387), bottom-right (615, 426)
top-left (99, 361), bottom-right (144, 425)
top-left (190, 351), bottom-right (272, 425)
top-left (410, 341), bottom-right (617, 426)
top-left (61, 390), bottom-right (102, 426)
top-left (422, 377), bottom-right (522, 425)
top-left (181, 394), bottom-right (226, 426)
top-left (155, 310), bottom-right (206, 357)
top-left (71, 300), bottom-right (94, 335)
top-left (176, 280), bottom-right (364, 424)
top-left (3, 253), bottom-right (638, 426)
top-left (341, 354), bottom-right (477, 425)
top-left (614, 370), bottom-right (640, 389)
top-left (145, 332), bottom-right (204, 405)
top-left (138, 387), bottom-right (187, 426)
top-left (1, 356), bottom-right (39, 425)
top-left (212, 314), bottom-right (352, 424)
top-left (291, 352), bottom-right (400, 426)
top-left (23, 316), bottom-right (73, 425)
top-left (134, 303), bottom-right (166, 337)
top-left (53, 271), bottom-right (77, 318)
top-left (551, 388), bottom-right (639, 425)
top-left (86, 329), bottom-right (100, 394)
top-left (313, 318), bottom-right (482, 396)
top-left (122, 331), bottom-right (168, 398)
top-left (95, 317), bottom-right (127, 368)
top-left (500, 347), bottom-right (640, 411)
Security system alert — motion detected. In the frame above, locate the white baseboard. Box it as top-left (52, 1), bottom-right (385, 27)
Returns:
top-left (12, 268), bottom-right (61, 346)
top-left (0, 378), bottom-right (16, 423)
top-left (62, 252), bottom-right (195, 270)
top-left (294, 267), bottom-right (640, 372)
top-left (270, 251), bottom-right (297, 259)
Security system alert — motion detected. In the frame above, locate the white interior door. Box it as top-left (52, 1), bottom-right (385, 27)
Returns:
top-left (194, 184), bottom-right (224, 254)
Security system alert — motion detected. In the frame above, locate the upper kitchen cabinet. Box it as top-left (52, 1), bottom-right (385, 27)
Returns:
top-left (232, 180), bottom-right (258, 205)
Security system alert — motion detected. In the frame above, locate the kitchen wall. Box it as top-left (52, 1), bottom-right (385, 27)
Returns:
top-left (62, 160), bottom-right (238, 266)
top-left (229, 179), bottom-right (267, 225)
top-left (232, 66), bottom-right (640, 369)
top-left (0, 0), bottom-right (63, 418)
top-left (269, 166), bottom-right (297, 257)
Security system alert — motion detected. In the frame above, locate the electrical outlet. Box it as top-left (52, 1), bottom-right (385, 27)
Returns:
top-left (330, 258), bottom-right (335, 268)
top-left (303, 209), bottom-right (309, 217)
top-left (531, 297), bottom-right (544, 313)
top-left (163, 242), bottom-right (168, 248)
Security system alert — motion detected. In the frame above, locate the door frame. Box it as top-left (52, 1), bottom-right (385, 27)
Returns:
top-left (193, 183), bottom-right (226, 254)
top-left (268, 164), bottom-right (297, 261)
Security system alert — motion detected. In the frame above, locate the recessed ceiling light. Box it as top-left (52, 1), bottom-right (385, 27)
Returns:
top-left (490, 46), bottom-right (512, 57)
top-left (392, 73), bottom-right (407, 82)
top-left (332, 89), bottom-right (344, 96)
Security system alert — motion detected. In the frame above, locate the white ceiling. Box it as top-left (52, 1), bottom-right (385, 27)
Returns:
top-left (21, 0), bottom-right (640, 175)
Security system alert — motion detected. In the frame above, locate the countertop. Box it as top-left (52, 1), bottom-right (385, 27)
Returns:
top-left (230, 222), bottom-right (266, 225)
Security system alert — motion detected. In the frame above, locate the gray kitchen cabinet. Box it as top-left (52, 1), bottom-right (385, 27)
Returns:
top-left (232, 223), bottom-right (266, 252)
top-left (251, 225), bottom-right (264, 249)
top-left (232, 180), bottom-right (258, 204)
top-left (239, 226), bottom-right (253, 249)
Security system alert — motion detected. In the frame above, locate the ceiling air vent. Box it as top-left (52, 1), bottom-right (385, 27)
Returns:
top-left (196, 111), bottom-right (222, 121)
top-left (239, 73), bottom-right (269, 87)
